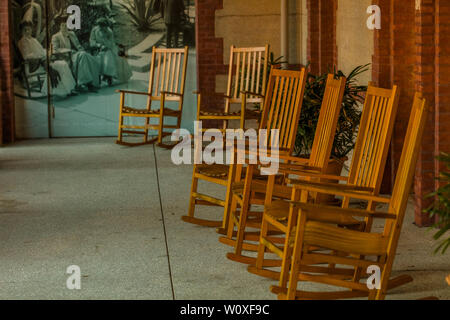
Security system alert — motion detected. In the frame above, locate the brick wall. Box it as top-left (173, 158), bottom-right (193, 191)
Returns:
top-left (0, 0), bottom-right (14, 145)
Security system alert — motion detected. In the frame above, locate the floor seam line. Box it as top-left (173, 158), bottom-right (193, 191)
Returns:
top-left (152, 144), bottom-right (176, 300)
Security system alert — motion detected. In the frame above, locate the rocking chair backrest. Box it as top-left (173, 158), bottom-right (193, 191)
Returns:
top-left (386, 93), bottom-right (428, 235)
top-left (347, 85), bottom-right (400, 192)
top-left (258, 68), bottom-right (307, 155)
top-left (147, 46), bottom-right (189, 107)
top-left (308, 74), bottom-right (347, 169)
top-left (225, 45), bottom-right (270, 112)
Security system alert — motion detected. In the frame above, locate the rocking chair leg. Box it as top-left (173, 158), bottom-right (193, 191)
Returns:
top-left (220, 165), bottom-right (236, 233)
top-left (144, 118), bottom-right (150, 143)
top-left (187, 168), bottom-right (198, 219)
top-left (117, 94), bottom-right (125, 143)
top-left (234, 202), bottom-right (250, 256)
top-left (279, 229), bottom-right (294, 289)
top-left (226, 197), bottom-right (239, 240)
top-left (158, 116), bottom-right (165, 145)
top-left (255, 218), bottom-right (269, 270)
top-left (117, 117), bottom-right (123, 143)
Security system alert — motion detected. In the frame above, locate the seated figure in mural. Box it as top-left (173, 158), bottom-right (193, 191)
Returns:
top-left (51, 16), bottom-right (101, 91)
top-left (89, 18), bottom-right (132, 85)
top-left (161, 0), bottom-right (185, 48)
top-left (21, 0), bottom-right (45, 42)
top-left (18, 21), bottom-right (76, 98)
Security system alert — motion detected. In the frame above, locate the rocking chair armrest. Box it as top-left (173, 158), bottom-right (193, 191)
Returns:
top-left (193, 91), bottom-right (232, 99)
top-left (278, 162), bottom-right (324, 174)
top-left (288, 179), bottom-right (391, 204)
top-left (289, 201), bottom-right (397, 220)
top-left (279, 170), bottom-right (350, 182)
top-left (115, 89), bottom-right (152, 96)
top-left (230, 145), bottom-right (291, 160)
top-left (288, 179), bottom-right (375, 192)
top-left (161, 91), bottom-right (183, 97)
top-left (240, 91), bottom-right (265, 98)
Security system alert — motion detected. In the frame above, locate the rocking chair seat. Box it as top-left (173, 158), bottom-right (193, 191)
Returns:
top-left (197, 164), bottom-right (230, 178)
top-left (232, 181), bottom-right (291, 200)
top-left (197, 165), bottom-right (270, 180)
top-left (199, 109), bottom-right (261, 119)
top-left (122, 106), bottom-right (181, 117)
top-left (122, 106), bottom-right (160, 115)
top-left (303, 221), bottom-right (389, 256)
top-left (265, 200), bottom-right (363, 226)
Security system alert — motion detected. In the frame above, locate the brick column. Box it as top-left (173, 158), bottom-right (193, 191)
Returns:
top-left (434, 0), bottom-right (450, 207)
top-left (414, 0), bottom-right (437, 226)
top-left (307, 0), bottom-right (337, 75)
top-left (372, 0), bottom-right (416, 194)
top-left (372, 0), bottom-right (392, 88)
top-left (195, 0), bottom-right (227, 113)
top-left (307, 0), bottom-right (320, 74)
top-left (373, 0), bottom-right (442, 226)
top-left (0, 0), bottom-right (14, 145)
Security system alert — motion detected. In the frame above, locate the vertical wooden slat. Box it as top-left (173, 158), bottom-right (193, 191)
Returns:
top-left (175, 52), bottom-right (181, 93)
top-left (155, 51), bottom-right (162, 96)
top-left (286, 77), bottom-right (300, 145)
top-left (267, 76), bottom-right (280, 132)
top-left (170, 52), bottom-right (177, 92)
top-left (164, 51), bottom-right (172, 92)
top-left (256, 51), bottom-right (262, 94)
top-left (367, 97), bottom-right (389, 186)
top-left (234, 51), bottom-right (241, 99)
top-left (261, 45), bottom-right (269, 95)
top-left (251, 51), bottom-right (257, 94)
top-left (277, 76), bottom-right (290, 142)
top-left (286, 74), bottom-right (304, 149)
top-left (271, 75), bottom-right (285, 133)
top-left (279, 77), bottom-right (292, 146)
top-left (147, 48), bottom-right (157, 109)
top-left (240, 52), bottom-right (246, 99)
top-left (226, 46), bottom-right (235, 97)
top-left (245, 51), bottom-right (251, 92)
top-left (354, 94), bottom-right (377, 186)
top-left (361, 95), bottom-right (384, 186)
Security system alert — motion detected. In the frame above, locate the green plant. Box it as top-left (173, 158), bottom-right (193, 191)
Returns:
top-left (119, 0), bottom-right (160, 32)
top-left (424, 152), bottom-right (450, 254)
top-left (295, 64), bottom-right (369, 159)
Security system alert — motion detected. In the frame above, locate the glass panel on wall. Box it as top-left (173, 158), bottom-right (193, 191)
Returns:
top-left (11, 0), bottom-right (197, 139)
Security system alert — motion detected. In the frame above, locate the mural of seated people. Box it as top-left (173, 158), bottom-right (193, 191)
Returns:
top-left (17, 21), bottom-right (77, 98)
top-left (89, 17), bottom-right (133, 86)
top-left (51, 15), bottom-right (101, 92)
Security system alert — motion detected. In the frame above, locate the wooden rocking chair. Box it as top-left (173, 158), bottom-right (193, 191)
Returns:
top-left (272, 92), bottom-right (428, 300)
top-left (196, 45), bottom-right (269, 133)
top-left (248, 84), bottom-right (401, 281)
top-left (181, 48), bottom-right (281, 229)
top-left (116, 46), bottom-right (189, 148)
top-left (222, 74), bottom-right (347, 265)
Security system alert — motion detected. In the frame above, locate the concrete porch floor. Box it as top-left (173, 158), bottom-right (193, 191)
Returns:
top-left (0, 138), bottom-right (448, 300)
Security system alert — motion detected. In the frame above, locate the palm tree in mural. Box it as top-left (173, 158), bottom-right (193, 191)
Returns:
top-left (119, 0), bottom-right (161, 31)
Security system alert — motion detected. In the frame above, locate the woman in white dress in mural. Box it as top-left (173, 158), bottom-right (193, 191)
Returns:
top-left (18, 21), bottom-right (76, 98)
top-left (89, 17), bottom-right (132, 85)
top-left (51, 17), bottom-right (101, 91)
